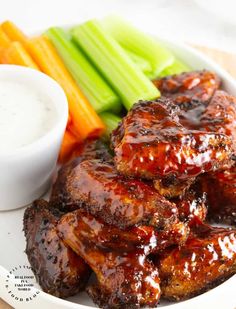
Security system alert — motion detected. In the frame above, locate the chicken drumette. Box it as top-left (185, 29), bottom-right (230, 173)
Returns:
top-left (23, 200), bottom-right (91, 298)
top-left (58, 209), bottom-right (180, 308)
top-left (157, 224), bottom-right (236, 301)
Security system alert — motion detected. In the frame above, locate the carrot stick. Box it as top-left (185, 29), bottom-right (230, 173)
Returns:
top-left (1, 41), bottom-right (39, 69)
top-left (0, 26), bottom-right (11, 48)
top-left (0, 26), bottom-right (10, 59)
top-left (1, 20), bottom-right (28, 45)
top-left (58, 130), bottom-right (79, 164)
top-left (67, 113), bottom-right (72, 126)
top-left (27, 35), bottom-right (105, 140)
top-left (0, 21), bottom-right (87, 160)
top-left (0, 22), bottom-right (39, 69)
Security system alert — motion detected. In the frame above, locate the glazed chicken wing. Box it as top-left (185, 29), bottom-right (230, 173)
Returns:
top-left (50, 138), bottom-right (112, 209)
top-left (200, 90), bottom-right (236, 147)
top-left (174, 180), bottom-right (208, 226)
top-left (200, 164), bottom-right (236, 225)
top-left (157, 224), bottom-right (236, 301)
top-left (58, 210), bottom-right (161, 309)
top-left (183, 89), bottom-right (236, 225)
top-left (154, 71), bottom-right (236, 150)
top-left (153, 70), bottom-right (220, 110)
top-left (86, 251), bottom-right (160, 309)
top-left (153, 72), bottom-right (236, 150)
top-left (23, 200), bottom-right (91, 298)
top-left (111, 98), bottom-right (233, 197)
top-left (179, 89), bottom-right (236, 135)
top-left (53, 158), bottom-right (182, 229)
top-left (57, 209), bottom-right (188, 254)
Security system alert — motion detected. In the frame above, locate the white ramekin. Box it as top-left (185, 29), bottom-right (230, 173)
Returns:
top-left (0, 65), bottom-right (68, 211)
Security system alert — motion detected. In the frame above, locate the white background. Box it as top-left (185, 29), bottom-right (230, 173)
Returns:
top-left (0, 0), bottom-right (236, 53)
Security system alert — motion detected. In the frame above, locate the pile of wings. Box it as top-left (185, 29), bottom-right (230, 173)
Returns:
top-left (24, 71), bottom-right (236, 309)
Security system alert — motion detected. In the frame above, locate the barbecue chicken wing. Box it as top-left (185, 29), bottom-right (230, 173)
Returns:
top-left (58, 210), bottom-right (162, 309)
top-left (200, 90), bottom-right (236, 149)
top-left (153, 70), bottom-right (236, 147)
top-left (200, 164), bottom-right (236, 225)
top-left (153, 70), bottom-right (220, 110)
top-left (111, 98), bottom-right (233, 198)
top-left (154, 71), bottom-right (236, 147)
top-left (23, 200), bottom-right (91, 298)
top-left (174, 180), bottom-right (208, 226)
top-left (50, 138), bottom-right (112, 210)
top-left (86, 251), bottom-right (160, 309)
top-left (57, 209), bottom-right (188, 254)
top-left (157, 224), bottom-right (236, 301)
top-left (179, 89), bottom-right (236, 136)
top-left (52, 158), bottom-right (183, 229)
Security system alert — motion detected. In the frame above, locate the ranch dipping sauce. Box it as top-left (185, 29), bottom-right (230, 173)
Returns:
top-left (0, 80), bottom-right (58, 153)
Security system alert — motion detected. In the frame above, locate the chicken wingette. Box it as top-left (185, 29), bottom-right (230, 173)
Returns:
top-left (157, 224), bottom-right (236, 300)
top-left (111, 98), bottom-right (233, 198)
top-left (23, 200), bottom-right (91, 298)
top-left (52, 158), bottom-right (186, 230)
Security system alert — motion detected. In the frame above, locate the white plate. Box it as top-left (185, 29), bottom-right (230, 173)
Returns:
top-left (1, 36), bottom-right (236, 309)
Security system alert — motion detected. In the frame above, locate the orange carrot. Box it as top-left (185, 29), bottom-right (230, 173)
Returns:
top-left (1, 41), bottom-right (39, 69)
top-left (0, 21), bottom-right (39, 69)
top-left (1, 20), bottom-right (28, 45)
top-left (0, 26), bottom-right (10, 59)
top-left (0, 26), bottom-right (11, 48)
top-left (27, 35), bottom-right (105, 140)
top-left (67, 113), bottom-right (72, 126)
top-left (58, 130), bottom-right (79, 164)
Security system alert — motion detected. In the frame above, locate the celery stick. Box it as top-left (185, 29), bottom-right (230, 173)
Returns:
top-left (102, 16), bottom-right (174, 78)
top-left (110, 100), bottom-right (122, 114)
top-left (72, 20), bottom-right (160, 110)
top-left (46, 27), bottom-right (121, 114)
top-left (124, 48), bottom-right (152, 74)
top-left (159, 59), bottom-right (191, 77)
top-left (100, 112), bottom-right (121, 137)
